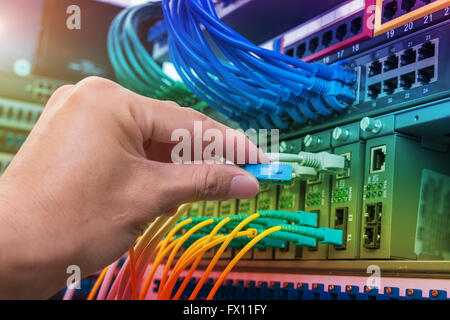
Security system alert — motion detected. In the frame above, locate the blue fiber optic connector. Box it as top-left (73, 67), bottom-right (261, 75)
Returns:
top-left (242, 163), bottom-right (292, 185)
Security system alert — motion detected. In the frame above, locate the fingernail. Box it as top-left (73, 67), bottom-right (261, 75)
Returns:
top-left (227, 175), bottom-right (259, 199)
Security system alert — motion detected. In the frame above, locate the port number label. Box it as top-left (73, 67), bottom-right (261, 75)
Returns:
top-left (337, 50), bottom-right (345, 59)
top-left (404, 22), bottom-right (413, 33)
top-left (352, 44), bottom-right (360, 53)
top-left (424, 14), bottom-right (433, 24)
top-left (445, 7), bottom-right (449, 16)
top-left (386, 30), bottom-right (395, 39)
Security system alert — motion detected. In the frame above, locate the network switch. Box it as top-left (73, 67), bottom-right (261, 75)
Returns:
top-left (281, 0), bottom-right (375, 62)
top-left (375, 0), bottom-right (450, 36)
top-left (280, 20), bottom-right (450, 139)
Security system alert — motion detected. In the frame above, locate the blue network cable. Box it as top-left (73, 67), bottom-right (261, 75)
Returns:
top-left (107, 1), bottom-right (206, 109)
top-left (162, 0), bottom-right (357, 129)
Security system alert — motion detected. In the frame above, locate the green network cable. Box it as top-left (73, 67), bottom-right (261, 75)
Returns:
top-left (107, 2), bottom-right (206, 110)
top-left (175, 211), bottom-right (343, 247)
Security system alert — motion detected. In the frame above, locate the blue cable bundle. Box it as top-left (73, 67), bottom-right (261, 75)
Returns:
top-left (107, 1), bottom-right (206, 109)
top-left (162, 0), bottom-right (357, 129)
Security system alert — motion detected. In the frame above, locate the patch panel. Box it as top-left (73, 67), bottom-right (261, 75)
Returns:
top-left (374, 0), bottom-right (450, 36)
top-left (365, 38), bottom-right (438, 101)
top-left (281, 0), bottom-right (375, 62)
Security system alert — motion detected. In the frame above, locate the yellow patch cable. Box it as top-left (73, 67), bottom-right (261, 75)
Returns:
top-left (158, 230), bottom-right (254, 300)
top-left (206, 226), bottom-right (281, 300)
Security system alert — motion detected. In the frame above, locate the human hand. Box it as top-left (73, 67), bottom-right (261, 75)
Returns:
top-left (0, 77), bottom-right (267, 299)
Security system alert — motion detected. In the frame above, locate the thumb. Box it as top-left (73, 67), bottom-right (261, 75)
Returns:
top-left (151, 162), bottom-right (260, 207)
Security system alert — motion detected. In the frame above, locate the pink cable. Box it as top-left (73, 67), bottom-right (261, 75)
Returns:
top-left (97, 260), bottom-right (119, 300)
top-left (62, 281), bottom-right (79, 300)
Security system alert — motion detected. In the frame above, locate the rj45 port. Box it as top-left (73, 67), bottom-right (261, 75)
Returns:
top-left (370, 145), bottom-right (386, 173)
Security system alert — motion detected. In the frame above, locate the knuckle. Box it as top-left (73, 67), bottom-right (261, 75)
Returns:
top-left (58, 77), bottom-right (123, 111)
top-left (73, 77), bottom-right (120, 97)
top-left (194, 166), bottom-right (224, 200)
top-left (53, 84), bottom-right (74, 95)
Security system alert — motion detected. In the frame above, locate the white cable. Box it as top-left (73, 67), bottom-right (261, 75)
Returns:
top-left (266, 151), bottom-right (346, 174)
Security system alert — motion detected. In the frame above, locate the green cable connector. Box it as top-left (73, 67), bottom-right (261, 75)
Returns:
top-left (279, 224), bottom-right (343, 246)
top-left (258, 210), bottom-right (318, 227)
top-left (176, 212), bottom-right (342, 246)
top-left (253, 228), bottom-right (316, 248)
top-left (253, 218), bottom-right (286, 227)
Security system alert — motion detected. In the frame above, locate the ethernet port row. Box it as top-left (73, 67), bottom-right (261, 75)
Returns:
top-left (284, 14), bottom-right (365, 60)
top-left (383, 0), bottom-right (433, 24)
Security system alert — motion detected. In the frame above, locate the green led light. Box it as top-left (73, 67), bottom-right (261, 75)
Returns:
top-left (366, 192), bottom-right (371, 198)
top-left (372, 192), bottom-right (377, 197)
top-left (378, 183), bottom-right (383, 189)
top-left (378, 191), bottom-right (382, 197)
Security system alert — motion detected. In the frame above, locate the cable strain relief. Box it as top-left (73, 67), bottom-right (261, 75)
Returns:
top-left (309, 78), bottom-right (330, 95)
top-left (299, 152), bottom-right (321, 168)
top-left (312, 63), bottom-right (334, 80)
